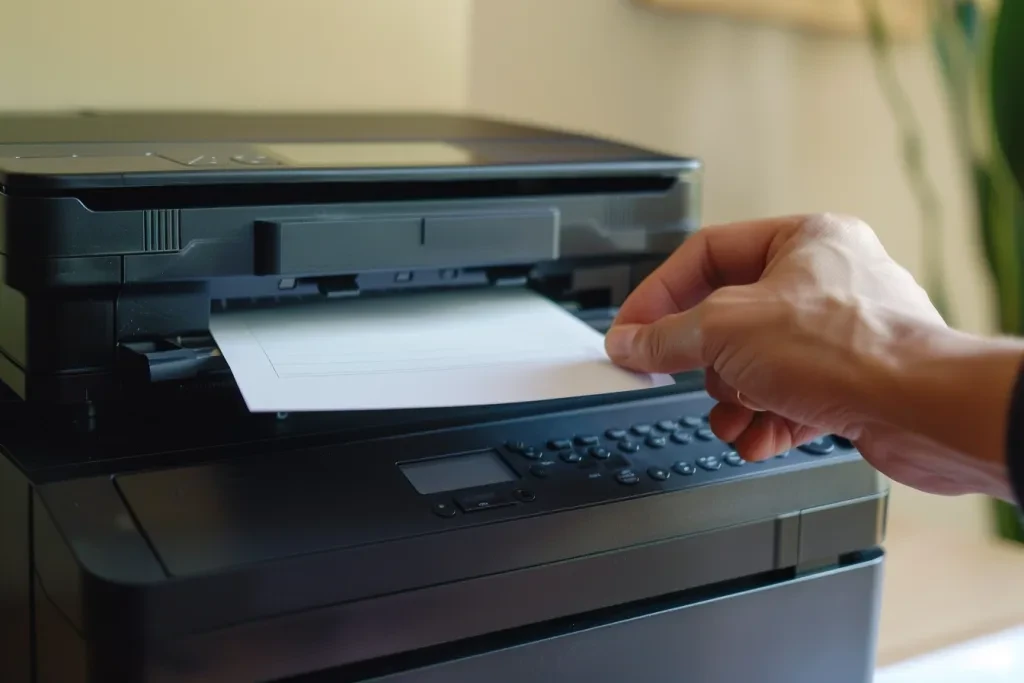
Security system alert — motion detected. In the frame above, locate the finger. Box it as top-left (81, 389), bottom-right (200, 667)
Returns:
top-left (614, 215), bottom-right (803, 326)
top-left (708, 402), bottom-right (755, 443)
top-left (733, 415), bottom-right (822, 461)
top-left (703, 368), bottom-right (741, 405)
top-left (731, 412), bottom-right (797, 461)
top-left (605, 308), bottom-right (703, 373)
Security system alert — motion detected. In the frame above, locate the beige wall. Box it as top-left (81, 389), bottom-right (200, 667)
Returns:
top-left (465, 0), bottom-right (994, 339)
top-left (0, 0), bottom-right (471, 112)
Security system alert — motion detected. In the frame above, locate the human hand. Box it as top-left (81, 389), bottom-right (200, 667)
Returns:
top-left (605, 213), bottom-right (1021, 500)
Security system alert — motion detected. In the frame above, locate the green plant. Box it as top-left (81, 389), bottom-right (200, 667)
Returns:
top-left (865, 0), bottom-right (1024, 543)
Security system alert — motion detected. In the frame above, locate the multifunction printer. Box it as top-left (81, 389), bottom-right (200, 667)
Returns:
top-left (0, 112), bottom-right (887, 683)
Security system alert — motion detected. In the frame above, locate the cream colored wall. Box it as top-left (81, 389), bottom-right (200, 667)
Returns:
top-left (465, 0), bottom-right (993, 338)
top-left (0, 0), bottom-right (471, 112)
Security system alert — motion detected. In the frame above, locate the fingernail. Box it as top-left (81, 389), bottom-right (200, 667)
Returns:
top-left (605, 325), bottom-right (639, 361)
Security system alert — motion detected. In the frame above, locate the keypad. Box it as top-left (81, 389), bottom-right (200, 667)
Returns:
top-left (615, 469), bottom-right (640, 485)
top-left (618, 440), bottom-right (640, 454)
top-left (647, 466), bottom-right (670, 481)
top-left (670, 430), bottom-right (692, 445)
top-left (645, 435), bottom-right (667, 449)
top-left (723, 451), bottom-right (744, 467)
top-left (798, 437), bottom-right (835, 456)
top-left (672, 461), bottom-right (696, 476)
top-left (436, 410), bottom-right (854, 523)
top-left (496, 415), bottom-right (848, 496)
top-left (697, 455), bottom-right (722, 471)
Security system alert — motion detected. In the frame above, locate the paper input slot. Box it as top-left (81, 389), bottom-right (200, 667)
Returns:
top-left (208, 287), bottom-right (671, 413)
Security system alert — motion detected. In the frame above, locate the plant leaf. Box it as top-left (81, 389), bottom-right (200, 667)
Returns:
top-left (991, 1), bottom-right (1024, 195)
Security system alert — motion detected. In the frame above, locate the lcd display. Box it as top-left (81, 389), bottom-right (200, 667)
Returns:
top-left (399, 451), bottom-right (517, 495)
top-left (260, 142), bottom-right (473, 167)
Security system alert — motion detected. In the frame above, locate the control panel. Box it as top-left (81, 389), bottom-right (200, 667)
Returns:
top-left (112, 390), bottom-right (863, 578)
top-left (395, 398), bottom-right (857, 521)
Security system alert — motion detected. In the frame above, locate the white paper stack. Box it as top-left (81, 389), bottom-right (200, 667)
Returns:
top-left (209, 287), bottom-right (672, 412)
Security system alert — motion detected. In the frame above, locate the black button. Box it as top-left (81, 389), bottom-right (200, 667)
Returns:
top-left (645, 435), bottom-right (667, 449)
top-left (697, 456), bottom-right (722, 471)
top-left (723, 451), bottom-right (744, 467)
top-left (671, 430), bottom-right (693, 445)
top-left (505, 440), bottom-right (527, 452)
top-left (520, 447), bottom-right (543, 460)
top-left (529, 462), bottom-right (555, 478)
top-left (432, 502), bottom-right (457, 518)
top-left (656, 420), bottom-right (677, 432)
top-left (615, 469), bottom-right (640, 485)
top-left (514, 489), bottom-right (536, 502)
top-left (548, 439), bottom-right (572, 450)
top-left (605, 428), bottom-right (627, 440)
top-left (589, 446), bottom-right (611, 460)
top-left (672, 461), bottom-right (696, 476)
top-left (647, 467), bottom-right (670, 481)
top-left (560, 450), bottom-right (583, 463)
top-left (455, 491), bottom-right (515, 513)
top-left (695, 428), bottom-right (715, 441)
top-left (618, 440), bottom-right (640, 453)
top-left (679, 416), bottom-right (702, 428)
top-left (574, 435), bottom-right (600, 446)
top-left (798, 437), bottom-right (835, 456)
top-left (631, 424), bottom-right (652, 436)
top-left (831, 435), bottom-right (854, 449)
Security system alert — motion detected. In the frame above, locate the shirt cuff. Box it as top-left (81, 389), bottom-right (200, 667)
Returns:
top-left (1004, 358), bottom-right (1024, 508)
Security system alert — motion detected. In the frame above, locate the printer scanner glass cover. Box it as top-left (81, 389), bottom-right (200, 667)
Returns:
top-left (261, 142), bottom-right (474, 167)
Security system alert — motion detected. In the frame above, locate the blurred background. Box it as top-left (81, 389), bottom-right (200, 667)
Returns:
top-left (2, 0), bottom-right (1022, 673)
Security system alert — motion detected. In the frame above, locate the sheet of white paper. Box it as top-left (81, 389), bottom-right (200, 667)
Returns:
top-left (209, 288), bottom-right (672, 412)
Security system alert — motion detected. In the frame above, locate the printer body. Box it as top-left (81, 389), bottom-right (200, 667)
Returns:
top-left (0, 113), bottom-right (887, 683)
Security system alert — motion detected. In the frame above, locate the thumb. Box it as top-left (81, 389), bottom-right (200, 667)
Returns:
top-left (604, 308), bottom-right (706, 374)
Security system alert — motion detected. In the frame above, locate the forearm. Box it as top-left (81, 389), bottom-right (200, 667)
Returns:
top-left (867, 324), bottom-right (1024, 501)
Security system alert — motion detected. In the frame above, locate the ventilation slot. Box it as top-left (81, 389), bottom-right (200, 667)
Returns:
top-left (142, 209), bottom-right (182, 252)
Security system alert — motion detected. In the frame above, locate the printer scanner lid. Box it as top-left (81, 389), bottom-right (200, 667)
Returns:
top-left (0, 111), bottom-right (699, 191)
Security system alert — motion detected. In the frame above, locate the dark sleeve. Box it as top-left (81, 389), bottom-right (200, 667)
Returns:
top-left (1006, 363), bottom-right (1024, 507)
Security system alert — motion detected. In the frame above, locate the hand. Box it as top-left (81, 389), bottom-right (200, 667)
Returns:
top-left (604, 213), bottom-right (1022, 500)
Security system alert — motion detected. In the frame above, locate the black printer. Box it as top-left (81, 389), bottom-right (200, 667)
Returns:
top-left (0, 112), bottom-right (888, 683)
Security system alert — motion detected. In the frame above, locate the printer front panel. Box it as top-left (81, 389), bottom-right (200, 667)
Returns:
top-left (0, 169), bottom-right (700, 404)
top-left (27, 391), bottom-right (887, 682)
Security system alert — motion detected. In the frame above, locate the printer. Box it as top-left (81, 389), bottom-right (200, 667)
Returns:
top-left (0, 112), bottom-right (888, 683)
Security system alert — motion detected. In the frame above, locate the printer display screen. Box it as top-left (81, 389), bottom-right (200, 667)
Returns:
top-left (399, 451), bottom-right (517, 495)
top-left (260, 142), bottom-right (474, 167)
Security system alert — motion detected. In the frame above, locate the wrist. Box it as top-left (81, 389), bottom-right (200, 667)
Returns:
top-left (863, 321), bottom-right (1024, 490)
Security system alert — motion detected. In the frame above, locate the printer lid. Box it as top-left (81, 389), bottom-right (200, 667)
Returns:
top-left (0, 111), bottom-right (698, 191)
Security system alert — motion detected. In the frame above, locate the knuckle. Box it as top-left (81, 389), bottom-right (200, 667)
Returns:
top-left (799, 212), bottom-right (878, 244)
top-left (642, 324), bottom-right (670, 363)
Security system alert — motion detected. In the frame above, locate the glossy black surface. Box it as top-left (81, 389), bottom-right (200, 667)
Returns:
top-left (0, 112), bottom-right (695, 190)
top-left (1, 384), bottom-right (888, 682)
